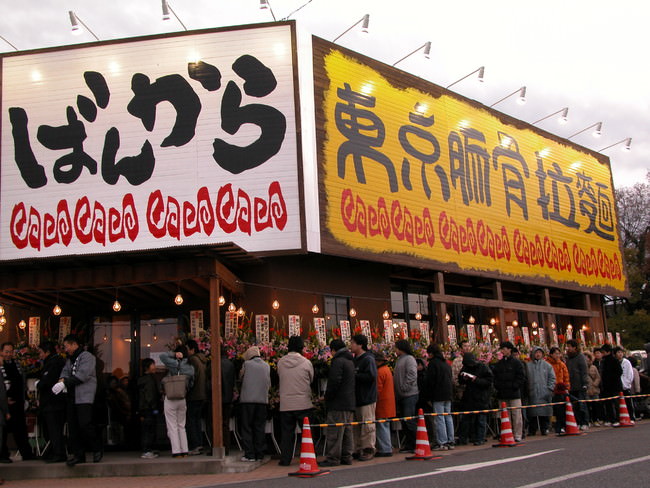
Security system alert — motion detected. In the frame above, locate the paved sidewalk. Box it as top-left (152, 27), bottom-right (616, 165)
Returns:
top-left (3, 421), bottom-right (639, 487)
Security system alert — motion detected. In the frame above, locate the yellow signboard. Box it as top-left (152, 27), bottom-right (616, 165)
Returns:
top-left (315, 42), bottom-right (626, 295)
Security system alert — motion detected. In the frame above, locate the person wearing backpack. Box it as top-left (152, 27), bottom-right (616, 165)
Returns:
top-left (160, 345), bottom-right (194, 457)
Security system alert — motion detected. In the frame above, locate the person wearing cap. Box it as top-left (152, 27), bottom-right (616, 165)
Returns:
top-left (321, 339), bottom-right (355, 467)
top-left (458, 353), bottom-right (493, 445)
top-left (238, 346), bottom-right (271, 462)
top-left (526, 347), bottom-right (555, 436)
top-left (393, 339), bottom-right (418, 453)
top-left (492, 341), bottom-right (525, 442)
top-left (373, 351), bottom-right (395, 457)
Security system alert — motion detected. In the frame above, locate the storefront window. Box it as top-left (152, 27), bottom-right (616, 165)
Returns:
top-left (324, 295), bottom-right (349, 330)
top-left (94, 316), bottom-right (132, 377)
top-left (140, 316), bottom-right (179, 370)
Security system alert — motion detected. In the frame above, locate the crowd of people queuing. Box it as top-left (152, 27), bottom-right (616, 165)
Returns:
top-left (0, 332), bottom-right (648, 473)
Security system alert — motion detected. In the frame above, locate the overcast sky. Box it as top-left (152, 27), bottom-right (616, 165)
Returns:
top-left (1, 0), bottom-right (645, 190)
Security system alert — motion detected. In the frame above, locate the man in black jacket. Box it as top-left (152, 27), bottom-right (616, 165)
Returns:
top-left (426, 344), bottom-right (454, 450)
top-left (37, 342), bottom-right (67, 463)
top-left (492, 341), bottom-right (525, 442)
top-left (321, 339), bottom-right (355, 467)
top-left (350, 334), bottom-right (377, 461)
top-left (0, 342), bottom-right (34, 461)
top-left (600, 343), bottom-right (622, 425)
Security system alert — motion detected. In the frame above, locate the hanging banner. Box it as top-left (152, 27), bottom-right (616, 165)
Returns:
top-left (360, 320), bottom-right (372, 344)
top-left (224, 311), bottom-right (237, 339)
top-left (467, 324), bottom-right (476, 345)
top-left (598, 332), bottom-right (604, 344)
top-left (506, 326), bottom-right (515, 343)
top-left (288, 315), bottom-right (301, 337)
top-left (314, 317), bottom-right (327, 346)
top-left (538, 328), bottom-right (546, 345)
top-left (314, 38), bottom-right (627, 297)
top-left (522, 327), bottom-right (531, 347)
top-left (567, 328), bottom-right (573, 340)
top-left (579, 329), bottom-right (586, 344)
top-left (607, 332), bottom-right (614, 345)
top-left (615, 332), bottom-right (621, 346)
top-left (552, 330), bottom-right (559, 346)
top-left (339, 320), bottom-right (351, 343)
top-left (256, 314), bottom-right (270, 344)
top-left (419, 322), bottom-right (430, 345)
top-left (481, 325), bottom-right (490, 343)
top-left (28, 316), bottom-right (40, 346)
top-left (447, 325), bottom-right (457, 346)
top-left (58, 316), bottom-right (71, 343)
top-left (383, 320), bottom-right (394, 344)
top-left (190, 310), bottom-right (203, 339)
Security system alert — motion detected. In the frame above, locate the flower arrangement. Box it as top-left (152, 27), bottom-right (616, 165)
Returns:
top-left (14, 341), bottom-right (42, 378)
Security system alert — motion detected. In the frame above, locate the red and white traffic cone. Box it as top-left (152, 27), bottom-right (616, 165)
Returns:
top-left (493, 402), bottom-right (519, 447)
top-left (558, 396), bottom-right (582, 436)
top-left (406, 409), bottom-right (442, 460)
top-left (288, 417), bottom-right (330, 477)
top-left (615, 392), bottom-right (635, 427)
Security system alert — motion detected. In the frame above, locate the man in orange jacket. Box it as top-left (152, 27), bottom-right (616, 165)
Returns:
top-left (374, 351), bottom-right (396, 457)
top-left (546, 346), bottom-right (570, 434)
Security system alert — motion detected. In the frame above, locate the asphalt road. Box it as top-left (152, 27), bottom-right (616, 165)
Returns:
top-left (201, 423), bottom-right (650, 488)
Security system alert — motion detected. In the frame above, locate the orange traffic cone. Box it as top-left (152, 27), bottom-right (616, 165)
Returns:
top-left (288, 417), bottom-right (330, 477)
top-left (615, 392), bottom-right (635, 427)
top-left (558, 396), bottom-right (582, 436)
top-left (406, 409), bottom-right (442, 460)
top-left (492, 402), bottom-right (519, 447)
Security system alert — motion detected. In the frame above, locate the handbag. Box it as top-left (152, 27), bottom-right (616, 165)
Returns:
top-left (162, 362), bottom-right (188, 400)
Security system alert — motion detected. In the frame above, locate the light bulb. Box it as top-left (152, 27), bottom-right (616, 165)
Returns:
top-left (532, 329), bottom-right (538, 336)
top-left (312, 304), bottom-right (319, 314)
top-left (488, 327), bottom-right (494, 334)
top-left (382, 310), bottom-right (390, 320)
top-left (0, 305), bottom-right (5, 315)
top-left (237, 307), bottom-right (245, 317)
top-left (113, 300), bottom-right (121, 312)
top-left (349, 307), bottom-right (357, 317)
top-left (53, 304), bottom-right (62, 316)
top-left (228, 303), bottom-right (236, 312)
top-left (415, 311), bottom-right (422, 320)
top-left (490, 318), bottom-right (496, 325)
top-left (445, 313), bottom-right (450, 322)
top-left (567, 324), bottom-right (573, 330)
top-left (18, 320), bottom-right (26, 329)
top-left (551, 323), bottom-right (556, 329)
top-left (174, 293), bottom-right (184, 305)
top-left (103, 334), bottom-right (108, 342)
top-left (512, 320), bottom-right (518, 327)
top-left (532, 321), bottom-right (538, 328)
top-left (272, 299), bottom-right (280, 310)
top-left (153, 334), bottom-right (158, 342)
top-left (468, 315), bottom-right (475, 324)
top-left (0, 316), bottom-right (6, 326)
top-left (218, 296), bottom-right (226, 306)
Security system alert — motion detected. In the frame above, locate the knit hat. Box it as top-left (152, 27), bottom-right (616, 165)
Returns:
top-left (373, 351), bottom-right (387, 364)
top-left (243, 346), bottom-right (260, 361)
top-left (462, 352), bottom-right (477, 366)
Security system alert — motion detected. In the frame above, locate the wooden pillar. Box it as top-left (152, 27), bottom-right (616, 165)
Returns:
top-left (210, 273), bottom-right (224, 458)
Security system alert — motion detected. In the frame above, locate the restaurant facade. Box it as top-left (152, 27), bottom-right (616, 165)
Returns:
top-left (0, 21), bottom-right (627, 452)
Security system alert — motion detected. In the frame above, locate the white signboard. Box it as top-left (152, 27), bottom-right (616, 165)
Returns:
top-left (447, 325), bottom-right (457, 346)
top-left (339, 320), bottom-right (351, 343)
top-left (314, 317), bottom-right (326, 346)
top-left (383, 320), bottom-right (394, 344)
top-left (607, 332), bottom-right (614, 344)
top-left (481, 325), bottom-right (490, 343)
top-left (288, 315), bottom-right (301, 337)
top-left (224, 311), bottom-right (237, 339)
top-left (398, 322), bottom-right (408, 340)
top-left (419, 322), bottom-right (430, 346)
top-left (360, 320), bottom-right (372, 344)
top-left (256, 314), bottom-right (270, 344)
top-left (522, 327), bottom-right (530, 347)
top-left (506, 326), bottom-right (515, 343)
top-left (1, 24), bottom-right (301, 260)
top-left (190, 310), bottom-right (203, 338)
top-left (538, 327), bottom-right (546, 345)
top-left (28, 316), bottom-right (40, 345)
top-left (615, 332), bottom-right (621, 346)
top-left (467, 324), bottom-right (476, 345)
top-left (59, 316), bottom-right (71, 342)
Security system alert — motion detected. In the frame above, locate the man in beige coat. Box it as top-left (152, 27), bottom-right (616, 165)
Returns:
top-left (277, 336), bottom-right (314, 466)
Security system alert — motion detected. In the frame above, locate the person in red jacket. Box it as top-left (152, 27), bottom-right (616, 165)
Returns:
top-left (373, 351), bottom-right (396, 457)
top-left (546, 346), bottom-right (570, 434)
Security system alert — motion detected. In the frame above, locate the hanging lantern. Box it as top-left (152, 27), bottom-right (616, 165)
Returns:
top-left (415, 311), bottom-right (422, 320)
top-left (567, 324), bottom-right (573, 330)
top-left (468, 315), bottom-right (475, 324)
top-left (349, 307), bottom-right (357, 318)
top-left (382, 310), bottom-right (390, 320)
top-left (53, 304), bottom-right (62, 316)
top-left (228, 302), bottom-right (236, 312)
top-left (490, 317), bottom-right (497, 325)
top-left (512, 320), bottom-right (518, 327)
top-left (18, 319), bottom-right (27, 329)
top-left (531, 321), bottom-right (538, 328)
top-left (112, 300), bottom-right (122, 312)
top-left (0, 316), bottom-right (5, 326)
top-left (103, 333), bottom-right (108, 342)
top-left (311, 304), bottom-right (320, 314)
top-left (445, 313), bottom-right (450, 322)
top-left (488, 327), bottom-right (494, 334)
top-left (174, 293), bottom-right (184, 306)
top-left (551, 323), bottom-right (556, 329)
top-left (237, 307), bottom-right (245, 317)
top-left (272, 299), bottom-right (280, 310)
top-left (0, 305), bottom-right (5, 315)
top-left (218, 296), bottom-right (226, 306)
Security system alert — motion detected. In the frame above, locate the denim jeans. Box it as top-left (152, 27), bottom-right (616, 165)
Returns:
top-left (433, 401), bottom-right (454, 445)
top-left (375, 421), bottom-right (392, 453)
top-left (398, 394), bottom-right (418, 450)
